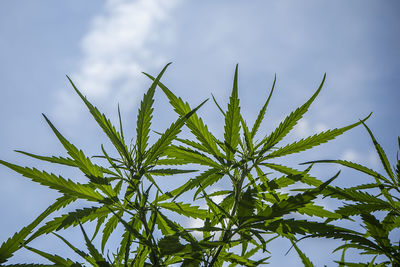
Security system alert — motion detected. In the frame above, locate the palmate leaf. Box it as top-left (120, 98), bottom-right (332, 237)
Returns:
top-left (256, 74), bottom-right (326, 153)
top-left (0, 195), bottom-right (74, 263)
top-left (143, 72), bottom-right (223, 158)
top-left (67, 76), bottom-right (131, 165)
top-left (224, 64), bottom-right (241, 161)
top-left (0, 161), bottom-right (105, 203)
top-left (144, 99), bottom-right (208, 166)
top-left (158, 202), bottom-right (208, 219)
top-left (136, 63), bottom-right (171, 160)
top-left (265, 113), bottom-right (371, 159)
top-left (251, 74), bottom-right (276, 139)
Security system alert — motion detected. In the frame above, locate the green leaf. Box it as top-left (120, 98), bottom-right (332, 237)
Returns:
top-left (156, 213), bottom-right (175, 236)
top-left (15, 150), bottom-right (76, 167)
top-left (265, 113), bottom-right (371, 159)
top-left (79, 223), bottom-right (110, 266)
top-left (143, 72), bottom-right (223, 158)
top-left (240, 116), bottom-right (253, 154)
top-left (42, 115), bottom-right (104, 178)
top-left (158, 235), bottom-right (185, 256)
top-left (164, 145), bottom-right (221, 168)
top-left (52, 232), bottom-right (95, 266)
top-left (219, 251), bottom-right (259, 266)
top-left (67, 76), bottom-right (131, 165)
top-left (136, 63), bottom-right (171, 161)
top-left (101, 210), bottom-right (122, 253)
top-left (257, 74), bottom-right (326, 152)
top-left (193, 169), bottom-right (225, 200)
top-left (23, 245), bottom-right (78, 266)
top-left (262, 163), bottom-right (323, 187)
top-left (0, 160), bottom-right (105, 202)
top-left (175, 137), bottom-right (211, 155)
top-left (251, 74), bottom-right (276, 139)
top-left (361, 214), bottom-right (391, 250)
top-left (148, 168), bottom-right (197, 176)
top-left (156, 168), bottom-right (223, 202)
top-left (337, 203), bottom-right (392, 216)
top-left (158, 202), bottom-right (208, 219)
top-left (362, 122), bottom-right (395, 182)
top-left (237, 188), bottom-right (256, 224)
top-left (290, 240), bottom-right (314, 267)
top-left (297, 203), bottom-right (342, 219)
top-left (145, 99), bottom-right (208, 166)
top-left (26, 206), bottom-right (112, 244)
top-left (0, 195), bottom-right (74, 263)
top-left (224, 64), bottom-right (241, 161)
top-left (256, 172), bottom-right (339, 222)
top-left (301, 159), bottom-right (391, 184)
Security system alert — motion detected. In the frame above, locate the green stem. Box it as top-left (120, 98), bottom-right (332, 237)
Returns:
top-left (208, 164), bottom-right (248, 266)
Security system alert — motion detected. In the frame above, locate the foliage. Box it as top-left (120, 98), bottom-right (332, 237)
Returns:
top-left (303, 124), bottom-right (400, 266)
top-left (0, 64), bottom-right (395, 266)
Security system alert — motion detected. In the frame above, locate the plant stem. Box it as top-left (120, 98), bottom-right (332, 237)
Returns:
top-left (208, 164), bottom-right (248, 266)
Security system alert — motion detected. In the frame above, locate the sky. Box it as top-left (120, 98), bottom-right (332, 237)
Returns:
top-left (0, 0), bottom-right (399, 265)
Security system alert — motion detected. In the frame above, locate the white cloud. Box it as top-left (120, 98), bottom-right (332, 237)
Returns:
top-left (342, 149), bottom-right (360, 162)
top-left (55, 0), bottom-right (180, 122)
top-left (341, 148), bottom-right (380, 169)
top-left (293, 118), bottom-right (330, 138)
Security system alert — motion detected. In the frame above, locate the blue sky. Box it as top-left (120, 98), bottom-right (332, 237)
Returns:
top-left (0, 0), bottom-right (399, 265)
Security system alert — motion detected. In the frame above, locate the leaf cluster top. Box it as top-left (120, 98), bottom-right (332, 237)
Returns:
top-left (0, 64), bottom-right (398, 267)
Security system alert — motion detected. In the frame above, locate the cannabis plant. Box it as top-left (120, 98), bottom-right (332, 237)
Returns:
top-left (0, 64), bottom-right (371, 266)
top-left (302, 125), bottom-right (400, 266)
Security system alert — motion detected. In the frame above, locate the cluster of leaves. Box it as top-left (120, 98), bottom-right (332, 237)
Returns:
top-left (0, 64), bottom-right (398, 266)
top-left (301, 127), bottom-right (400, 266)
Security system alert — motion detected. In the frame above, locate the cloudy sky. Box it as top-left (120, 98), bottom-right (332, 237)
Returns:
top-left (0, 0), bottom-right (399, 265)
